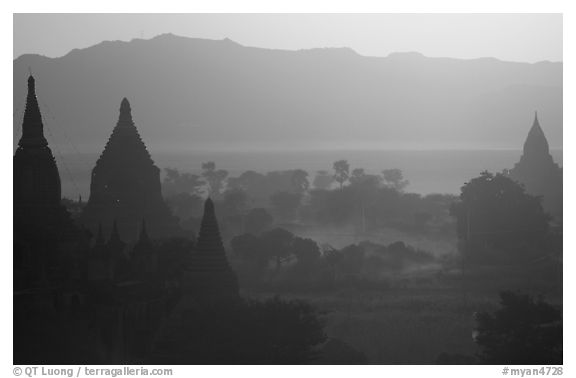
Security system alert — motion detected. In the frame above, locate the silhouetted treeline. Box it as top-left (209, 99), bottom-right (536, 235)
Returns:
top-left (450, 171), bottom-right (560, 265)
top-left (229, 227), bottom-right (436, 290)
top-left (434, 290), bottom-right (562, 365)
top-left (161, 161), bottom-right (456, 237)
top-left (475, 291), bottom-right (562, 364)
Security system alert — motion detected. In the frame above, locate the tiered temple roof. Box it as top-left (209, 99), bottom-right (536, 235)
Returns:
top-left (80, 98), bottom-right (180, 241)
top-left (13, 75), bottom-right (77, 285)
top-left (181, 198), bottom-right (239, 302)
top-left (517, 112), bottom-right (555, 168)
top-left (509, 112), bottom-right (562, 219)
top-left (14, 76), bottom-right (62, 225)
top-left (188, 198), bottom-right (234, 272)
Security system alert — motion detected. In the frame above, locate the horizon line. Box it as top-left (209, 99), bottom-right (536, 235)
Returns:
top-left (13, 32), bottom-right (564, 65)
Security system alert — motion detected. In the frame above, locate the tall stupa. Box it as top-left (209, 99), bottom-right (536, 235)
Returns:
top-left (80, 98), bottom-right (180, 241)
top-left (14, 75), bottom-right (62, 227)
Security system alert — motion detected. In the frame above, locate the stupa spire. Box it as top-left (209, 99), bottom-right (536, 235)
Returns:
top-left (80, 98), bottom-right (180, 242)
top-left (18, 75), bottom-right (48, 149)
top-left (118, 97), bottom-right (134, 127)
top-left (181, 198), bottom-right (239, 302)
top-left (523, 110), bottom-right (550, 158)
top-left (14, 75), bottom-right (62, 215)
top-left (507, 112), bottom-right (562, 219)
top-left (194, 197), bottom-right (227, 260)
top-left (95, 97), bottom-right (152, 166)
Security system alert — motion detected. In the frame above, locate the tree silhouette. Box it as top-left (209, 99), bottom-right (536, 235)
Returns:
top-left (261, 228), bottom-right (296, 271)
top-left (270, 191), bottom-right (302, 220)
top-left (313, 170), bottom-right (335, 190)
top-left (382, 168), bottom-right (409, 191)
top-left (244, 208), bottom-right (274, 235)
top-left (292, 237), bottom-right (321, 268)
top-left (349, 168), bottom-right (366, 185)
top-left (201, 161), bottom-right (228, 198)
top-left (475, 291), bottom-right (562, 364)
top-left (164, 192), bottom-right (203, 224)
top-left (333, 160), bottom-right (350, 189)
top-left (220, 188), bottom-right (248, 216)
top-left (231, 233), bottom-right (269, 279)
top-left (162, 168), bottom-right (204, 197)
top-left (450, 171), bottom-right (550, 260)
top-left (291, 169), bottom-right (310, 193)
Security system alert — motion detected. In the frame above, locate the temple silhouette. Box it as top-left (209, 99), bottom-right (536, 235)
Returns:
top-left (181, 198), bottom-right (239, 303)
top-left (507, 112), bottom-right (562, 220)
top-left (13, 76), bottom-right (239, 364)
top-left (14, 74), bottom-right (562, 365)
top-left (13, 75), bottom-right (77, 288)
top-left (80, 98), bottom-right (180, 241)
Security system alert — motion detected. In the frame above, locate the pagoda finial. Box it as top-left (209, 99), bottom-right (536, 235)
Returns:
top-left (28, 75), bottom-right (35, 92)
top-left (194, 197), bottom-right (225, 255)
top-left (18, 75), bottom-right (48, 149)
top-left (523, 110), bottom-right (549, 158)
top-left (117, 97), bottom-right (134, 126)
top-left (205, 197), bottom-right (214, 211)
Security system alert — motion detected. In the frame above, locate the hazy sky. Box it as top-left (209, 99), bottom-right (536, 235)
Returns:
top-left (14, 13), bottom-right (562, 62)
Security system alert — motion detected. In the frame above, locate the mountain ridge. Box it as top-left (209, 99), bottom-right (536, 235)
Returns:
top-left (13, 33), bottom-right (562, 154)
top-left (14, 33), bottom-right (563, 65)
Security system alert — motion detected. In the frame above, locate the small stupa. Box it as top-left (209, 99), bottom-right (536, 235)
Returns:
top-left (181, 198), bottom-right (239, 303)
top-left (508, 112), bottom-right (562, 219)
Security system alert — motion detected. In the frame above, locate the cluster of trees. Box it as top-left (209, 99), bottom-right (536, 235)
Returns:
top-left (319, 240), bottom-right (436, 286)
top-left (163, 162), bottom-right (230, 198)
top-left (450, 171), bottom-right (555, 264)
top-left (306, 181), bottom-right (455, 233)
top-left (162, 164), bottom-right (309, 227)
top-left (436, 291), bottom-right (562, 365)
top-left (281, 162), bottom-right (454, 233)
top-left (231, 228), bottom-right (321, 283)
top-left (331, 160), bottom-right (409, 191)
top-left (230, 227), bottom-right (436, 289)
top-left (474, 291), bottom-right (562, 364)
top-left (162, 161), bottom-right (456, 236)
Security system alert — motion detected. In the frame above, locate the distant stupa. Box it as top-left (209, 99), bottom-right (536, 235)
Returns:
top-left (508, 112), bottom-right (562, 219)
top-left (80, 98), bottom-right (180, 241)
top-left (14, 75), bottom-right (62, 226)
top-left (181, 198), bottom-right (239, 303)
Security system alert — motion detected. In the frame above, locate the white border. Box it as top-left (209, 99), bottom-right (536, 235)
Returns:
top-left (3, 2), bottom-right (572, 377)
